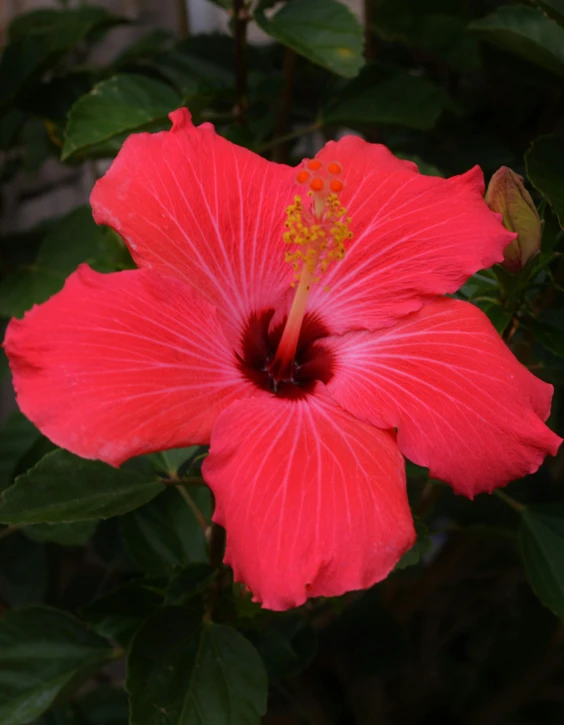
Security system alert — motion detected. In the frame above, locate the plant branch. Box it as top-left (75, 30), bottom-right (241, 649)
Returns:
top-left (271, 48), bottom-right (297, 163)
top-left (257, 122), bottom-right (322, 153)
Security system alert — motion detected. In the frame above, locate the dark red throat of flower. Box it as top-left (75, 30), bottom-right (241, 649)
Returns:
top-left (238, 310), bottom-right (334, 400)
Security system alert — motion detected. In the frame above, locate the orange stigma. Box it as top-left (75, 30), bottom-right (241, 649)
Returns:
top-left (270, 157), bottom-right (352, 379)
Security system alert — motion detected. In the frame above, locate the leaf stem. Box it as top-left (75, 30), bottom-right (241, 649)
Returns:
top-left (177, 485), bottom-right (209, 531)
top-left (494, 489), bottom-right (526, 514)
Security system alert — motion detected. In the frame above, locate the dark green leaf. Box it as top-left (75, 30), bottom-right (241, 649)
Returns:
top-left (474, 298), bottom-right (513, 335)
top-left (127, 608), bottom-right (268, 725)
top-left (0, 207), bottom-right (120, 318)
top-left (525, 135), bottom-right (564, 226)
top-left (395, 519), bottom-right (431, 570)
top-left (151, 446), bottom-right (200, 477)
top-left (81, 582), bottom-right (163, 647)
top-left (165, 564), bottom-right (217, 605)
top-left (147, 48), bottom-right (233, 98)
top-left (0, 6), bottom-right (124, 108)
top-left (121, 488), bottom-right (208, 576)
top-left (469, 4), bottom-right (564, 78)
top-left (324, 66), bottom-right (452, 130)
top-left (0, 412), bottom-right (42, 491)
top-left (521, 505), bottom-right (564, 620)
top-left (0, 606), bottom-right (113, 725)
top-left (23, 520), bottom-right (98, 547)
top-left (372, 0), bottom-right (481, 71)
top-left (0, 533), bottom-right (47, 606)
top-left (255, 0), bottom-right (364, 78)
top-left (74, 686), bottom-right (129, 725)
top-left (62, 75), bottom-right (181, 161)
top-left (0, 450), bottom-right (164, 525)
top-left (534, 0), bottom-right (564, 25)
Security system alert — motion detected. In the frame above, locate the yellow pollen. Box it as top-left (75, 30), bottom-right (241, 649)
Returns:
top-left (283, 192), bottom-right (351, 284)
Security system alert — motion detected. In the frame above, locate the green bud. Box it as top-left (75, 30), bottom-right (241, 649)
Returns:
top-left (485, 166), bottom-right (542, 273)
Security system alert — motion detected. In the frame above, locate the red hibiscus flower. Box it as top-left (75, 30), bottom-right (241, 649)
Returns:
top-left (4, 109), bottom-right (561, 610)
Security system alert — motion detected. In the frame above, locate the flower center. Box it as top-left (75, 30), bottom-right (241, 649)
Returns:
top-left (269, 158), bottom-right (352, 380)
top-left (238, 310), bottom-right (334, 400)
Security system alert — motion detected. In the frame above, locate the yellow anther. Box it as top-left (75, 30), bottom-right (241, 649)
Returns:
top-left (282, 192), bottom-right (352, 284)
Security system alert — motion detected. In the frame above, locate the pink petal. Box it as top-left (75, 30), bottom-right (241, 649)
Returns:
top-left (4, 265), bottom-right (255, 466)
top-left (306, 136), bottom-right (516, 334)
top-left (322, 298), bottom-right (562, 497)
top-left (90, 108), bottom-right (297, 343)
top-left (202, 389), bottom-right (415, 610)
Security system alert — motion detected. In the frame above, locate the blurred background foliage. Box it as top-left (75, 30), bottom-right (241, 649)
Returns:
top-left (1, 0), bottom-right (564, 723)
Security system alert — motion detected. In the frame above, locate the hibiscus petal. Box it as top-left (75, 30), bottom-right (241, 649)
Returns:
top-left (306, 136), bottom-right (515, 333)
top-left (202, 390), bottom-right (415, 610)
top-left (4, 265), bottom-right (254, 466)
top-left (90, 108), bottom-right (296, 342)
top-left (322, 298), bottom-right (562, 497)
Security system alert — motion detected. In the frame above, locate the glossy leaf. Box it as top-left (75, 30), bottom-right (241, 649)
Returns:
top-left (324, 69), bottom-right (452, 130)
top-left (255, 0), bottom-right (364, 78)
top-left (127, 608), bottom-right (268, 725)
top-left (525, 134), bottom-right (564, 226)
top-left (23, 520), bottom-right (98, 547)
top-left (521, 505), bottom-right (564, 620)
top-left (469, 4), bottom-right (564, 78)
top-left (0, 533), bottom-right (47, 606)
top-left (0, 450), bottom-right (164, 525)
top-left (62, 74), bottom-right (181, 161)
top-left (0, 207), bottom-right (119, 318)
top-left (81, 582), bottom-right (163, 647)
top-left (0, 412), bottom-right (42, 491)
top-left (165, 564), bottom-right (217, 605)
top-left (0, 606), bottom-right (113, 725)
top-left (535, 0), bottom-right (564, 25)
top-left (0, 6), bottom-right (122, 108)
top-left (120, 487), bottom-right (209, 577)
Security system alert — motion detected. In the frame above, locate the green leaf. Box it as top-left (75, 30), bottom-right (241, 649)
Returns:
top-left (127, 608), bottom-right (268, 725)
top-left (121, 487), bottom-right (209, 576)
top-left (73, 686), bottom-right (129, 725)
top-left (0, 533), bottom-right (47, 606)
top-left (0, 450), bottom-right (164, 525)
top-left (81, 582), bottom-right (163, 647)
top-left (372, 0), bottom-right (481, 71)
top-left (255, 0), bottom-right (364, 78)
top-left (525, 135), bottom-right (564, 227)
top-left (0, 606), bottom-right (114, 725)
top-left (151, 446), bottom-right (200, 477)
top-left (323, 66), bottom-right (452, 130)
top-left (534, 0), bottom-right (564, 25)
top-left (0, 6), bottom-right (124, 108)
top-left (165, 564), bottom-right (217, 605)
top-left (147, 47), bottom-right (233, 98)
top-left (469, 4), bottom-right (564, 78)
top-left (62, 74), bottom-right (181, 161)
top-left (0, 207), bottom-right (120, 318)
top-left (0, 412), bottom-right (42, 491)
top-left (521, 505), bottom-right (564, 620)
top-left (23, 520), bottom-right (98, 547)
top-left (395, 520), bottom-right (431, 570)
